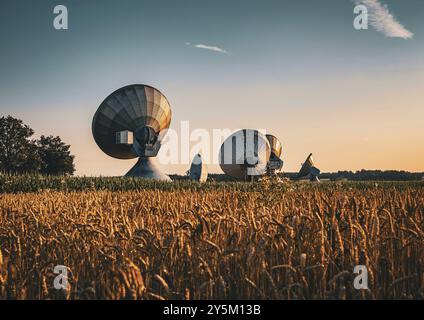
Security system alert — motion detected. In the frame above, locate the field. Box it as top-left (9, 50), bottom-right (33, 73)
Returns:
top-left (0, 175), bottom-right (423, 300)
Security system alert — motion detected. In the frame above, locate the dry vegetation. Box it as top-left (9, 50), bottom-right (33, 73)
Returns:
top-left (0, 181), bottom-right (423, 300)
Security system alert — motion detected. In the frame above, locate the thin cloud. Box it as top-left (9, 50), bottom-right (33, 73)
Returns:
top-left (353, 0), bottom-right (413, 39)
top-left (186, 42), bottom-right (229, 54)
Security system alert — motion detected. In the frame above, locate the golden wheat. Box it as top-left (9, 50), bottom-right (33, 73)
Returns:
top-left (0, 184), bottom-right (423, 299)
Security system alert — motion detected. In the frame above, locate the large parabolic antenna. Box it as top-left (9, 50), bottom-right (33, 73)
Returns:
top-left (265, 134), bottom-right (284, 174)
top-left (92, 84), bottom-right (171, 181)
top-left (219, 129), bottom-right (271, 181)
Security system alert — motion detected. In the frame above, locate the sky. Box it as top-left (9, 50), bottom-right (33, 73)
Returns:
top-left (0, 0), bottom-right (423, 176)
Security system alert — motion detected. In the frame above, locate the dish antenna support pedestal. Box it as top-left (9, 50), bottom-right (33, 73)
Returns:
top-left (125, 157), bottom-right (170, 180)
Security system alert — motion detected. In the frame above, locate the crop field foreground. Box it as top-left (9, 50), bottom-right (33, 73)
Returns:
top-left (0, 181), bottom-right (423, 300)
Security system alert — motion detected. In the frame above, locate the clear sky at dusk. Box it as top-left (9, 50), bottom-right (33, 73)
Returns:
top-left (1, 0), bottom-right (423, 176)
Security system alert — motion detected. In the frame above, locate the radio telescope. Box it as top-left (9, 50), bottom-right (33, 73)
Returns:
top-left (92, 84), bottom-right (171, 181)
top-left (188, 154), bottom-right (208, 182)
top-left (296, 153), bottom-right (320, 182)
top-left (265, 134), bottom-right (284, 175)
top-left (219, 129), bottom-right (271, 181)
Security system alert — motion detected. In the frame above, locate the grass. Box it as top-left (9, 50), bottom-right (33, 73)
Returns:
top-left (0, 173), bottom-right (423, 194)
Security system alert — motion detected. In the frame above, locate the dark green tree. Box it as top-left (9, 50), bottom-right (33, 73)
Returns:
top-left (0, 116), bottom-right (42, 173)
top-left (37, 135), bottom-right (75, 175)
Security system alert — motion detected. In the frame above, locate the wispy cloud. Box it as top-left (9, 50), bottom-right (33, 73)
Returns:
top-left (186, 42), bottom-right (229, 54)
top-left (353, 0), bottom-right (413, 39)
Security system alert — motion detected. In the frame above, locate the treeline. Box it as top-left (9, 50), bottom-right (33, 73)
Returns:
top-left (316, 170), bottom-right (424, 181)
top-left (282, 170), bottom-right (424, 181)
top-left (172, 170), bottom-right (424, 182)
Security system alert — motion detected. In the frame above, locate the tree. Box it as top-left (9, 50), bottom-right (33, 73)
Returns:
top-left (0, 116), bottom-right (75, 175)
top-left (36, 135), bottom-right (75, 175)
top-left (0, 116), bottom-right (42, 173)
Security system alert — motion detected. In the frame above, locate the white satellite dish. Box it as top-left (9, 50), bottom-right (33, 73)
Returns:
top-left (219, 129), bottom-right (271, 181)
top-left (188, 154), bottom-right (208, 182)
top-left (92, 84), bottom-right (172, 181)
top-left (296, 153), bottom-right (321, 182)
top-left (266, 134), bottom-right (284, 174)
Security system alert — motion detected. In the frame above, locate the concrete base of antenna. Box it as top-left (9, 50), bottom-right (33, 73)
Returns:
top-left (125, 157), bottom-right (171, 181)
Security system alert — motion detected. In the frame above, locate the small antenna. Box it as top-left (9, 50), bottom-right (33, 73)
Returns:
top-left (296, 153), bottom-right (321, 182)
top-left (265, 134), bottom-right (284, 176)
top-left (188, 154), bottom-right (208, 182)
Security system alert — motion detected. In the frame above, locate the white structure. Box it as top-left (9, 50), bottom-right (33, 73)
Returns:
top-left (92, 84), bottom-right (172, 181)
top-left (296, 153), bottom-right (321, 182)
top-left (219, 129), bottom-right (270, 181)
top-left (188, 154), bottom-right (208, 182)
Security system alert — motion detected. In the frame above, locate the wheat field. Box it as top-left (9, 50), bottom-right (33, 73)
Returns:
top-left (0, 181), bottom-right (423, 300)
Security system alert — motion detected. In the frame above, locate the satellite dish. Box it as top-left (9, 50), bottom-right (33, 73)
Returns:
top-left (92, 84), bottom-right (172, 181)
top-left (265, 134), bottom-right (284, 174)
top-left (188, 154), bottom-right (208, 182)
top-left (219, 129), bottom-right (271, 181)
top-left (296, 153), bottom-right (320, 182)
